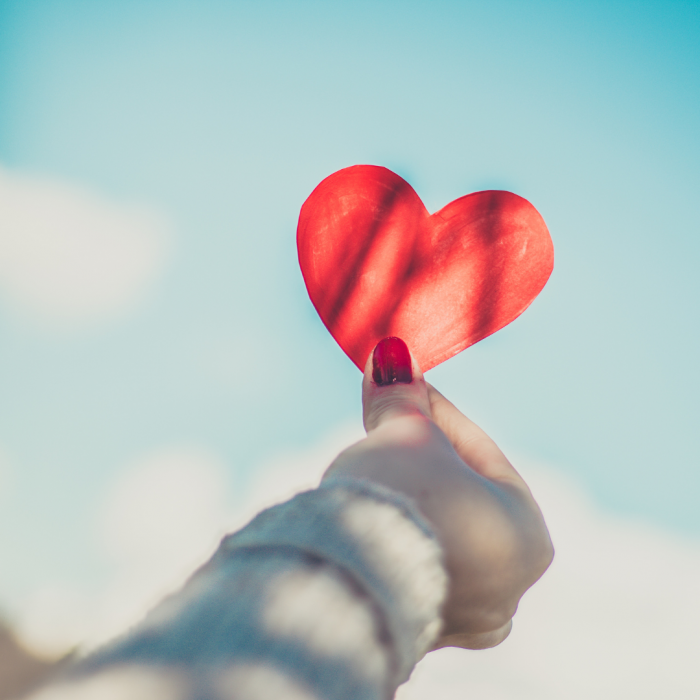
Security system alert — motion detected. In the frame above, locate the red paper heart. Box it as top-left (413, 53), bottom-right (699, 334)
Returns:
top-left (297, 165), bottom-right (553, 372)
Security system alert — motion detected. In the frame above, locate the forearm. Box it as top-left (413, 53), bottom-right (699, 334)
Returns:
top-left (30, 479), bottom-right (447, 700)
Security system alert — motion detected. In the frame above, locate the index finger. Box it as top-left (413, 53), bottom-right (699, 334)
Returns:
top-left (427, 383), bottom-right (526, 488)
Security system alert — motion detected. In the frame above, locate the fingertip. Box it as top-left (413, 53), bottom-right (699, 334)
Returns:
top-left (361, 337), bottom-right (430, 431)
top-left (362, 337), bottom-right (425, 387)
top-left (369, 337), bottom-right (414, 386)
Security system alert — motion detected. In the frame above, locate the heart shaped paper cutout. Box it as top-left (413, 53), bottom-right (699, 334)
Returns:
top-left (297, 165), bottom-right (553, 372)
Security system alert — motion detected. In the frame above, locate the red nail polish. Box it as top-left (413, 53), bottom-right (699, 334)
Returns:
top-left (372, 337), bottom-right (413, 386)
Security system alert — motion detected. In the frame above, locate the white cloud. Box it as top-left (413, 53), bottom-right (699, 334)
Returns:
top-left (230, 423), bottom-right (364, 528)
top-left (99, 446), bottom-right (229, 566)
top-left (397, 459), bottom-right (700, 699)
top-left (11, 430), bottom-right (700, 698)
top-left (238, 439), bottom-right (700, 696)
top-left (11, 429), bottom-right (361, 658)
top-left (10, 584), bottom-right (94, 661)
top-left (0, 166), bottom-right (169, 328)
top-left (14, 446), bottom-right (231, 657)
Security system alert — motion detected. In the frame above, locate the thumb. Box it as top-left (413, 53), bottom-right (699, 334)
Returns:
top-left (362, 337), bottom-right (432, 433)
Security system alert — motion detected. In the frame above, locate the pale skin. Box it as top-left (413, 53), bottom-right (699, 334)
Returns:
top-left (324, 348), bottom-right (554, 651)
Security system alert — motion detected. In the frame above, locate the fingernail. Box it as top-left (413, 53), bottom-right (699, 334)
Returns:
top-left (372, 337), bottom-right (413, 386)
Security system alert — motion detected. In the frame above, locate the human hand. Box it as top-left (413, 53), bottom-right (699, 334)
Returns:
top-left (323, 337), bottom-right (554, 650)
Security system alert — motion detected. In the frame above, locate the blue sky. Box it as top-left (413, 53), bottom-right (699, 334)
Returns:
top-left (0, 0), bottom-right (699, 648)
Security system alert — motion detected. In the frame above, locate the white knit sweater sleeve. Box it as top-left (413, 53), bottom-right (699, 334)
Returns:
top-left (28, 477), bottom-right (448, 700)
